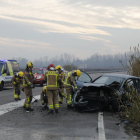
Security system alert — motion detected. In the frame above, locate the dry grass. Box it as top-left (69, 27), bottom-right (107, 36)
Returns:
top-left (118, 87), bottom-right (140, 123)
top-left (119, 45), bottom-right (140, 124)
top-left (120, 45), bottom-right (140, 77)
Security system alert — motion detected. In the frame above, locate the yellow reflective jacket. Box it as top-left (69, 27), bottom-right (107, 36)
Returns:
top-left (64, 71), bottom-right (77, 88)
top-left (22, 70), bottom-right (34, 88)
top-left (11, 75), bottom-right (22, 88)
top-left (43, 70), bottom-right (60, 90)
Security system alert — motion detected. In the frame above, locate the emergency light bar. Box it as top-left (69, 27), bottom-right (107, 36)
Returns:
top-left (0, 59), bottom-right (8, 62)
top-left (0, 59), bottom-right (17, 62)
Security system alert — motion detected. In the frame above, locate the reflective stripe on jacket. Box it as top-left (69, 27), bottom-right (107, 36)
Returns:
top-left (44, 71), bottom-right (59, 90)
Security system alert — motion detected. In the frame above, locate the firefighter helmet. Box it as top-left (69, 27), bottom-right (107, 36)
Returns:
top-left (27, 62), bottom-right (34, 68)
top-left (18, 71), bottom-right (24, 77)
top-left (43, 86), bottom-right (47, 93)
top-left (74, 70), bottom-right (81, 77)
top-left (47, 63), bottom-right (55, 70)
top-left (56, 65), bottom-right (62, 70)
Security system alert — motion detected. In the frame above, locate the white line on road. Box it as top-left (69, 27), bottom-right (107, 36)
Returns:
top-left (0, 95), bottom-right (40, 116)
top-left (98, 112), bottom-right (106, 140)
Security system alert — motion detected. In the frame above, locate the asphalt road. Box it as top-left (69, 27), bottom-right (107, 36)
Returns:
top-left (0, 71), bottom-right (138, 140)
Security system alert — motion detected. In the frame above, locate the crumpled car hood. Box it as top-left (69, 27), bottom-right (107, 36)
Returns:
top-left (83, 81), bottom-right (121, 89)
top-left (83, 83), bottom-right (106, 87)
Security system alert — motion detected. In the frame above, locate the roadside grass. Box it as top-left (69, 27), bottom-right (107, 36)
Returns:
top-left (119, 45), bottom-right (140, 135)
top-left (120, 45), bottom-right (140, 77)
top-left (118, 86), bottom-right (140, 124)
top-left (118, 87), bottom-right (140, 135)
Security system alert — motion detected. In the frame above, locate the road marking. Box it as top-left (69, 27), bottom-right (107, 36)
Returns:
top-left (98, 112), bottom-right (106, 140)
top-left (0, 95), bottom-right (40, 116)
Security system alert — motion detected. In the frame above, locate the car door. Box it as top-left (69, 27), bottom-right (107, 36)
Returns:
top-left (134, 78), bottom-right (140, 93)
top-left (76, 71), bottom-right (92, 89)
top-left (1, 63), bottom-right (7, 76)
top-left (122, 78), bottom-right (135, 92)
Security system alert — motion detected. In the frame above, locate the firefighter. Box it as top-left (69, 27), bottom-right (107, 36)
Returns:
top-left (11, 71), bottom-right (24, 101)
top-left (56, 65), bottom-right (67, 104)
top-left (22, 62), bottom-right (35, 112)
top-left (64, 70), bottom-right (81, 108)
top-left (44, 63), bottom-right (61, 115)
top-left (40, 86), bottom-right (49, 110)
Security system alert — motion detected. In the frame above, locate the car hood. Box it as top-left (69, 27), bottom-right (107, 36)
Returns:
top-left (83, 83), bottom-right (105, 87)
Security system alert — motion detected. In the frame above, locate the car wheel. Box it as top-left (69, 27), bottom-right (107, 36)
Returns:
top-left (0, 83), bottom-right (3, 91)
top-left (40, 81), bottom-right (43, 87)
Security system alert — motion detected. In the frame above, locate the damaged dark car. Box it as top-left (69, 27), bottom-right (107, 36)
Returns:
top-left (73, 71), bottom-right (140, 112)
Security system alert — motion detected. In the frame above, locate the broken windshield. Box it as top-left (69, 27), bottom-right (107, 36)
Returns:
top-left (93, 76), bottom-right (124, 86)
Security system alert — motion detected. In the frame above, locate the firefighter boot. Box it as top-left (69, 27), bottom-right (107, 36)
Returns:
top-left (26, 108), bottom-right (34, 112)
top-left (15, 98), bottom-right (18, 102)
top-left (47, 110), bottom-right (54, 115)
top-left (59, 98), bottom-right (63, 104)
top-left (23, 103), bottom-right (26, 109)
top-left (55, 109), bottom-right (59, 114)
top-left (18, 92), bottom-right (21, 100)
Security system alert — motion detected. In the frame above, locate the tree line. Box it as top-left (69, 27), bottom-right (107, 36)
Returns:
top-left (12, 49), bottom-right (137, 69)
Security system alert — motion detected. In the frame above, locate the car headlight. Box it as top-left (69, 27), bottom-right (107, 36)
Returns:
top-left (36, 76), bottom-right (41, 79)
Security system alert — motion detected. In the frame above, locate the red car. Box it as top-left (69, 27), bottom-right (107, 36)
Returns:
top-left (33, 68), bottom-right (47, 86)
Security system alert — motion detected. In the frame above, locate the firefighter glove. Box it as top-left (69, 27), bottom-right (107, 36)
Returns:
top-left (75, 87), bottom-right (78, 91)
top-left (31, 84), bottom-right (35, 88)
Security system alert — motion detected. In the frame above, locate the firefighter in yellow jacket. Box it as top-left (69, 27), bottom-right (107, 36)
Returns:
top-left (40, 86), bottom-right (49, 110)
top-left (56, 65), bottom-right (67, 104)
top-left (44, 63), bottom-right (61, 115)
top-left (22, 62), bottom-right (35, 112)
top-left (64, 70), bottom-right (81, 108)
top-left (11, 71), bottom-right (24, 101)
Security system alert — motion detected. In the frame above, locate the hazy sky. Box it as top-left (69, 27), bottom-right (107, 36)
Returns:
top-left (0, 0), bottom-right (140, 60)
